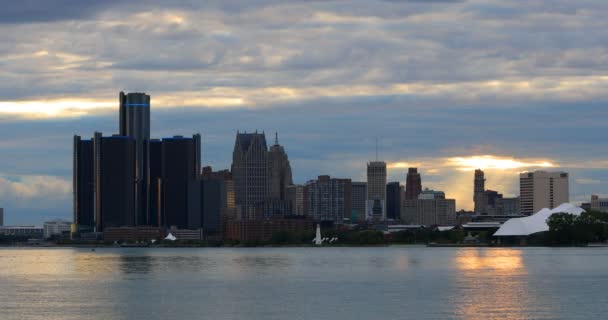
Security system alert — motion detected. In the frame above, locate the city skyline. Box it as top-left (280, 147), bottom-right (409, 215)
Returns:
top-left (0, 1), bottom-right (607, 224)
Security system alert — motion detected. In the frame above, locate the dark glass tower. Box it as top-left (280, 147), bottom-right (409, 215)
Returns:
top-left (386, 182), bottom-right (401, 220)
top-left (73, 136), bottom-right (95, 230)
top-left (94, 133), bottom-right (136, 231)
top-left (119, 91), bottom-right (151, 225)
top-left (405, 168), bottom-right (422, 200)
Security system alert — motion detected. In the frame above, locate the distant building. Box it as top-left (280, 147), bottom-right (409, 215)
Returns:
top-left (0, 208), bottom-right (3, 226)
top-left (231, 131), bottom-right (269, 216)
top-left (386, 182), bottom-right (401, 220)
top-left (591, 195), bottom-right (608, 213)
top-left (224, 216), bottom-right (313, 243)
top-left (405, 168), bottom-right (422, 200)
top-left (474, 169), bottom-right (486, 214)
top-left (496, 197), bottom-right (520, 216)
top-left (350, 182), bottom-right (367, 223)
top-left (401, 190), bottom-right (456, 226)
top-left (73, 136), bottom-right (95, 230)
top-left (286, 184), bottom-right (305, 216)
top-left (267, 133), bottom-right (293, 201)
top-left (94, 133), bottom-right (137, 231)
top-left (519, 171), bottom-right (569, 215)
top-left (0, 226), bottom-right (44, 239)
top-left (367, 161), bottom-right (387, 221)
top-left (161, 135), bottom-right (201, 229)
top-left (304, 175), bottom-right (352, 224)
top-left (103, 227), bottom-right (164, 243)
top-left (43, 219), bottom-right (71, 239)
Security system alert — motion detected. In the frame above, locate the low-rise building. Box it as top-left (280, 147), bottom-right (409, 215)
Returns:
top-left (103, 227), bottom-right (165, 242)
top-left (43, 219), bottom-right (72, 239)
top-left (401, 190), bottom-right (457, 226)
top-left (224, 216), bottom-right (313, 243)
top-left (591, 195), bottom-right (608, 213)
top-left (0, 226), bottom-right (44, 239)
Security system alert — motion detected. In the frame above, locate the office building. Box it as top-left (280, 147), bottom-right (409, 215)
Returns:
top-left (304, 175), bottom-right (352, 224)
top-left (367, 161), bottom-right (387, 221)
top-left (496, 197), bottom-right (521, 216)
top-left (149, 139), bottom-right (163, 227)
top-left (350, 182), bottom-right (367, 223)
top-left (286, 184), bottom-right (305, 216)
top-left (161, 135), bottom-right (201, 229)
top-left (188, 179), bottom-right (227, 236)
top-left (0, 226), bottom-right (44, 239)
top-left (225, 216), bottom-right (313, 243)
top-left (401, 192), bottom-right (457, 226)
top-left (73, 136), bottom-right (95, 230)
top-left (474, 169), bottom-right (486, 214)
top-left (591, 195), bottom-right (608, 213)
top-left (202, 167), bottom-right (236, 220)
top-left (43, 219), bottom-right (71, 239)
top-left (0, 208), bottom-right (4, 226)
top-left (405, 168), bottom-right (422, 200)
top-left (519, 171), bottom-right (569, 215)
top-left (231, 132), bottom-right (269, 215)
top-left (103, 227), bottom-right (164, 242)
top-left (94, 133), bottom-right (137, 231)
top-left (119, 91), bottom-right (151, 226)
top-left (386, 182), bottom-right (401, 220)
top-left (267, 133), bottom-right (293, 201)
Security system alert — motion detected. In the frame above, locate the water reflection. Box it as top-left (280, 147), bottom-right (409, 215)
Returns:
top-left (453, 249), bottom-right (553, 320)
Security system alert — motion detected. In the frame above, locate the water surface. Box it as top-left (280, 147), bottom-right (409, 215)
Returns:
top-left (1, 247), bottom-right (606, 320)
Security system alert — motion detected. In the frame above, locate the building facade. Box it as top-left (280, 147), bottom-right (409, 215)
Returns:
top-left (286, 184), bottom-right (305, 216)
top-left (386, 182), bottom-right (401, 220)
top-left (519, 171), bottom-right (569, 215)
top-left (367, 161), bottom-right (387, 221)
top-left (405, 168), bottom-right (422, 200)
top-left (267, 133), bottom-right (293, 201)
top-left (43, 219), bottom-right (71, 239)
top-left (591, 195), bottom-right (608, 213)
top-left (304, 175), bottom-right (352, 224)
top-left (231, 132), bottom-right (269, 216)
top-left (401, 197), bottom-right (457, 226)
top-left (350, 182), bottom-right (367, 223)
top-left (73, 136), bottom-right (95, 230)
top-left (474, 169), bottom-right (487, 214)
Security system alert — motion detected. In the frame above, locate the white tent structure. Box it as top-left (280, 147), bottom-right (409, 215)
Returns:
top-left (494, 203), bottom-right (585, 237)
top-left (164, 233), bottom-right (177, 241)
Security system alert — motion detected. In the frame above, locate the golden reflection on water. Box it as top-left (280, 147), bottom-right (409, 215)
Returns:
top-left (454, 249), bottom-right (551, 320)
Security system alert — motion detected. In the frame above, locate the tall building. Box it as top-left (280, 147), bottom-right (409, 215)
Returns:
top-left (351, 182), bottom-right (367, 223)
top-left (161, 135), bottom-right (200, 229)
top-left (519, 171), bottom-right (569, 215)
top-left (267, 133), bottom-right (293, 201)
top-left (119, 91), bottom-right (151, 226)
top-left (231, 131), bottom-right (269, 216)
top-left (0, 208), bottom-right (3, 226)
top-left (73, 136), bottom-right (95, 230)
top-left (367, 161), bottom-right (387, 221)
top-left (496, 197), bottom-right (521, 216)
top-left (386, 182), bottom-right (401, 220)
top-left (405, 168), bottom-right (422, 200)
top-left (286, 184), bottom-right (305, 216)
top-left (474, 169), bottom-right (487, 214)
top-left (149, 139), bottom-right (163, 227)
top-left (304, 175), bottom-right (352, 224)
top-left (590, 195), bottom-right (608, 213)
top-left (94, 133), bottom-right (136, 231)
top-left (188, 179), bottom-right (227, 235)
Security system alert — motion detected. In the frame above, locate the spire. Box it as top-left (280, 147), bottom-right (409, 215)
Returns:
top-left (275, 132), bottom-right (279, 145)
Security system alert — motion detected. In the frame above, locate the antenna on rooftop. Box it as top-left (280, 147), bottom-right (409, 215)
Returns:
top-left (375, 137), bottom-right (379, 161)
top-left (275, 132), bottom-right (279, 145)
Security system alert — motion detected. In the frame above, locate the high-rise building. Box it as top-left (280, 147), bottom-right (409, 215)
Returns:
top-left (386, 182), bottom-right (401, 220)
top-left (304, 175), bottom-right (352, 224)
top-left (188, 179), bottom-right (227, 235)
top-left (474, 169), bottom-right (487, 214)
top-left (367, 161), bottom-right (387, 221)
top-left (267, 133), bottom-right (293, 201)
top-left (231, 131), bottom-right (269, 215)
top-left (119, 91), bottom-right (151, 226)
top-left (496, 197), bottom-right (521, 216)
top-left (286, 184), bottom-right (305, 216)
top-left (149, 139), bottom-right (163, 227)
top-left (73, 136), bottom-right (95, 230)
top-left (94, 133), bottom-right (136, 231)
top-left (351, 182), bottom-right (367, 223)
top-left (161, 135), bottom-right (200, 229)
top-left (405, 168), bottom-right (422, 200)
top-left (0, 208), bottom-right (4, 226)
top-left (519, 171), bottom-right (569, 215)
top-left (591, 195), bottom-right (608, 213)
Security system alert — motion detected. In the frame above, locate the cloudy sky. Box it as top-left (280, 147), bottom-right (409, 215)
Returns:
top-left (1, 0), bottom-right (607, 224)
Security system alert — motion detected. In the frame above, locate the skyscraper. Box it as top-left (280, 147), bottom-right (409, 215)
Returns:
top-left (161, 135), bottom-right (201, 228)
top-left (267, 133), bottom-right (293, 201)
top-left (405, 168), bottom-right (422, 200)
top-left (286, 184), bottom-right (305, 216)
top-left (474, 169), bottom-right (487, 214)
top-left (351, 182), bottom-right (367, 223)
top-left (73, 136), bottom-right (95, 230)
top-left (119, 92), bottom-right (151, 225)
top-left (519, 171), bottom-right (569, 215)
top-left (367, 161), bottom-right (387, 221)
top-left (386, 182), bottom-right (401, 220)
top-left (94, 133), bottom-right (136, 231)
top-left (231, 131), bottom-right (269, 216)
